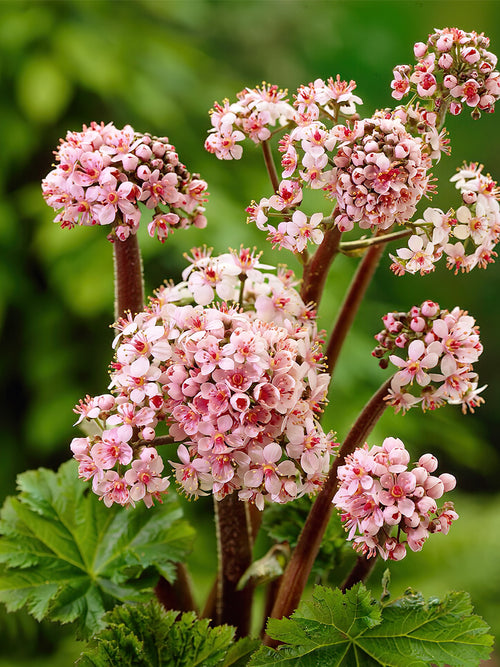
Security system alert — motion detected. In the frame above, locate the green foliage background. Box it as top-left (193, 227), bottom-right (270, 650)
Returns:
top-left (1, 0), bottom-right (499, 663)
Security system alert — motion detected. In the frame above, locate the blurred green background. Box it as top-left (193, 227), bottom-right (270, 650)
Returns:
top-left (1, 0), bottom-right (500, 663)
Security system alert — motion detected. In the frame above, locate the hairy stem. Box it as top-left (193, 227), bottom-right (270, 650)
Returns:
top-left (264, 377), bottom-right (392, 646)
top-left (325, 240), bottom-right (386, 376)
top-left (113, 233), bottom-right (145, 320)
top-left (214, 494), bottom-right (254, 638)
top-left (300, 225), bottom-right (342, 307)
top-left (261, 140), bottom-right (280, 193)
top-left (202, 502), bottom-right (262, 624)
top-left (135, 435), bottom-right (175, 449)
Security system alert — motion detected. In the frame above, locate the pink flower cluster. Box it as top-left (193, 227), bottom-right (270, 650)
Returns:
top-left (42, 121), bottom-right (208, 242)
top-left (246, 112), bottom-right (434, 252)
top-left (391, 163), bottom-right (500, 275)
top-left (373, 301), bottom-right (484, 414)
top-left (71, 430), bottom-right (169, 508)
top-left (205, 83), bottom-right (296, 160)
top-left (71, 248), bottom-right (334, 509)
top-left (333, 437), bottom-right (458, 560)
top-left (207, 77), bottom-right (365, 254)
top-left (391, 28), bottom-right (500, 117)
top-left (324, 113), bottom-right (433, 232)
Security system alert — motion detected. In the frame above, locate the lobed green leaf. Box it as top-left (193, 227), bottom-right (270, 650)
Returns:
top-left (249, 584), bottom-right (493, 666)
top-left (0, 460), bottom-right (195, 636)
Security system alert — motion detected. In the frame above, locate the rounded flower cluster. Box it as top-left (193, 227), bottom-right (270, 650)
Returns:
top-left (42, 121), bottom-right (208, 242)
top-left (71, 248), bottom-right (334, 509)
top-left (248, 113), bottom-right (434, 251)
top-left (373, 301), bottom-right (484, 414)
top-left (325, 114), bottom-right (434, 232)
top-left (333, 437), bottom-right (458, 561)
top-left (391, 163), bottom-right (500, 275)
top-left (205, 83), bottom-right (296, 160)
top-left (391, 28), bottom-right (500, 117)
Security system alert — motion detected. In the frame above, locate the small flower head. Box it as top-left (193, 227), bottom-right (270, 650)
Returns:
top-left (391, 28), bottom-right (500, 117)
top-left (374, 301), bottom-right (484, 413)
top-left (42, 122), bottom-right (208, 242)
top-left (333, 438), bottom-right (458, 560)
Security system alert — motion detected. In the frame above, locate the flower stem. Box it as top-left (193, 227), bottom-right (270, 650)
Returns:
top-left (325, 240), bottom-right (386, 376)
top-left (263, 377), bottom-right (392, 646)
top-left (154, 563), bottom-right (198, 613)
top-left (214, 493), bottom-right (254, 638)
top-left (300, 225), bottom-right (342, 307)
top-left (113, 233), bottom-right (145, 319)
top-left (261, 140), bottom-right (280, 193)
top-left (339, 228), bottom-right (412, 254)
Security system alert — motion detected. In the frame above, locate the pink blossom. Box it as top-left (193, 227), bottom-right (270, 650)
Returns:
top-left (390, 340), bottom-right (439, 387)
top-left (42, 121), bottom-right (208, 243)
top-left (333, 438), bottom-right (457, 560)
top-left (72, 250), bottom-right (333, 508)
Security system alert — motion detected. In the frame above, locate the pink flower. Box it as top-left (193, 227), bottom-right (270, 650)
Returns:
top-left (391, 71), bottom-right (410, 100)
top-left (90, 426), bottom-right (133, 470)
top-left (390, 340), bottom-right (439, 387)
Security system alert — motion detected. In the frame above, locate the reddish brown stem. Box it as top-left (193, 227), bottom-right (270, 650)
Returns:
top-left (263, 377), bottom-right (392, 647)
top-left (113, 233), bottom-right (145, 319)
top-left (300, 226), bottom-right (342, 307)
top-left (325, 240), bottom-right (386, 376)
top-left (340, 552), bottom-right (378, 592)
top-left (214, 493), bottom-right (254, 638)
top-left (154, 562), bottom-right (198, 613)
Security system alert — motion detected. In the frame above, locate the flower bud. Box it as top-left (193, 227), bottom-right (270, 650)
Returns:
top-left (414, 42), bottom-right (428, 57)
top-left (424, 476), bottom-right (445, 499)
top-left (439, 472), bottom-right (457, 492)
top-left (419, 453), bottom-right (438, 472)
top-left (421, 300), bottom-right (439, 317)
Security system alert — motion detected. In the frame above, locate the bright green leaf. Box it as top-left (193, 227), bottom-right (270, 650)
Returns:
top-left (77, 601), bottom-right (235, 666)
top-left (249, 584), bottom-right (493, 666)
top-left (223, 636), bottom-right (261, 667)
top-left (0, 460), bottom-right (195, 636)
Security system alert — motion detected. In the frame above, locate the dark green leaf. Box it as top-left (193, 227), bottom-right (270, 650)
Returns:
top-left (223, 637), bottom-right (261, 667)
top-left (249, 584), bottom-right (493, 666)
top-left (0, 461), bottom-right (195, 636)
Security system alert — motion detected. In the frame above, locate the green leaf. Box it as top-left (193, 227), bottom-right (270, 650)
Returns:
top-left (77, 600), bottom-right (236, 666)
top-left (0, 460), bottom-right (195, 636)
top-left (249, 584), bottom-right (493, 666)
top-left (223, 637), bottom-right (261, 667)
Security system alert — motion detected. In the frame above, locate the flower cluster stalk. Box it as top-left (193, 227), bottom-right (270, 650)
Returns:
top-left (300, 225), bottom-right (343, 307)
top-left (113, 232), bottom-right (145, 319)
top-left (325, 240), bottom-right (386, 375)
top-left (154, 563), bottom-right (198, 613)
top-left (261, 140), bottom-right (280, 194)
top-left (264, 376), bottom-right (392, 647)
top-left (214, 493), bottom-right (254, 637)
top-left (340, 550), bottom-right (380, 592)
